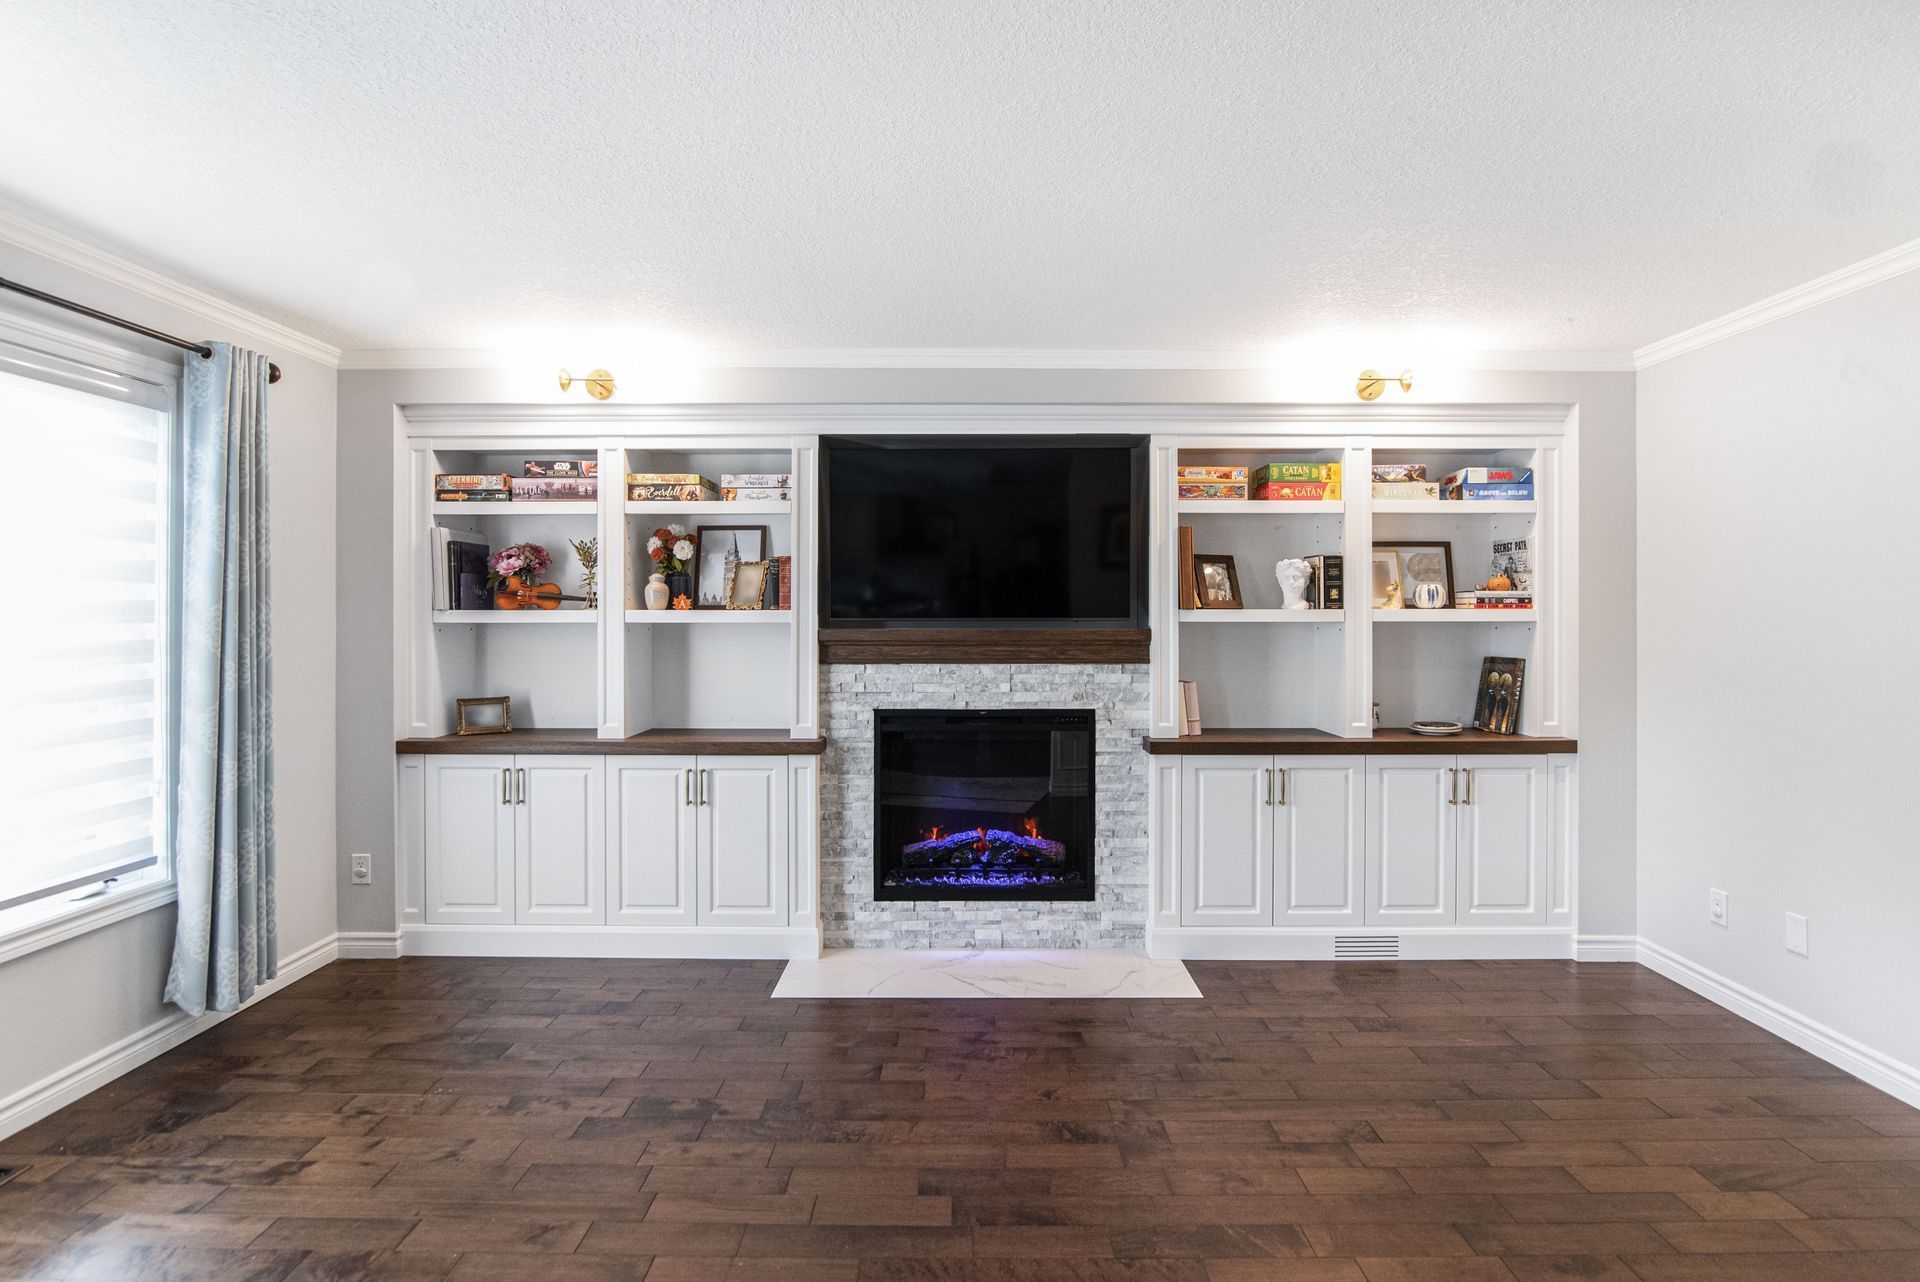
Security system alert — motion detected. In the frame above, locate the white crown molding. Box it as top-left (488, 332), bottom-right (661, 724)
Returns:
top-left (0, 204), bottom-right (341, 369)
top-left (342, 346), bottom-right (1634, 373)
top-left (1634, 236), bottom-right (1920, 370)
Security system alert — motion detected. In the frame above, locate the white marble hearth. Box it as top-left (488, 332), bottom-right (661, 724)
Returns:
top-left (772, 949), bottom-right (1202, 1000)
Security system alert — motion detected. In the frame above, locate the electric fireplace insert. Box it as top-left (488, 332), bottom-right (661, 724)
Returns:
top-left (873, 709), bottom-right (1096, 902)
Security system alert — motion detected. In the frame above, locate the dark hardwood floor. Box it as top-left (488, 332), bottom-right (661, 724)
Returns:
top-left (5, 957), bottom-right (1920, 1280)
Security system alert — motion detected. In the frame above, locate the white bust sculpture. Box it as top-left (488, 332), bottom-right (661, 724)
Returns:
top-left (1275, 558), bottom-right (1313, 609)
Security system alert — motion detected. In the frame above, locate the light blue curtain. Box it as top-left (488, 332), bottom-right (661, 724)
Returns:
top-left (165, 342), bottom-right (276, 1017)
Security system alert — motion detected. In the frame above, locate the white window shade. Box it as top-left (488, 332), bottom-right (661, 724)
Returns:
top-left (0, 358), bottom-right (170, 912)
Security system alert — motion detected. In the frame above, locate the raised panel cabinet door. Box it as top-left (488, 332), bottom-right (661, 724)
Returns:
top-left (607, 757), bottom-right (697, 926)
top-left (1364, 756), bottom-right (1458, 926)
top-left (423, 756), bottom-right (515, 925)
top-left (1458, 755), bottom-right (1549, 925)
top-left (1274, 756), bottom-right (1365, 926)
top-left (1179, 756), bottom-right (1273, 927)
top-left (696, 756), bottom-right (790, 928)
top-left (514, 755), bottom-right (607, 925)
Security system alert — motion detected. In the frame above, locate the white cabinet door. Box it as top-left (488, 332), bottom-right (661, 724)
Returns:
top-left (697, 756), bottom-right (790, 928)
top-left (1179, 756), bottom-right (1273, 926)
top-left (1274, 756), bottom-right (1365, 927)
top-left (607, 757), bottom-right (698, 926)
top-left (1458, 756), bottom-right (1549, 925)
top-left (423, 757), bottom-right (516, 925)
top-left (1365, 757), bottom-right (1457, 926)
top-left (514, 756), bottom-right (606, 925)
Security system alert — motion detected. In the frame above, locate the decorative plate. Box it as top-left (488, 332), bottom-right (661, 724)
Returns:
top-left (1408, 720), bottom-right (1464, 736)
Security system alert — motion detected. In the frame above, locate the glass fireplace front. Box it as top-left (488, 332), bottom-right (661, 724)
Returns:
top-left (873, 709), bottom-right (1095, 902)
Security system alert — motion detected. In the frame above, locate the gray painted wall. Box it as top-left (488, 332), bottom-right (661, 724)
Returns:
top-left (0, 236), bottom-right (337, 1115)
top-left (336, 366), bottom-right (1635, 942)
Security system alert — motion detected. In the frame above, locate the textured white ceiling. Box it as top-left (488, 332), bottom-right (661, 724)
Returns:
top-left (3, 1), bottom-right (1916, 355)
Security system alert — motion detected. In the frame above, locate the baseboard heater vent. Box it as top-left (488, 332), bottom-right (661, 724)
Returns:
top-left (1334, 936), bottom-right (1399, 960)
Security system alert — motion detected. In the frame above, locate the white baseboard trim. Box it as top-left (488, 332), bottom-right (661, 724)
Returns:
top-left (0, 932), bottom-right (339, 1142)
top-left (1146, 927), bottom-right (1574, 962)
top-left (1634, 937), bottom-right (1920, 1112)
top-left (337, 930), bottom-right (403, 959)
top-left (398, 924), bottom-right (822, 960)
top-left (1575, 934), bottom-right (1641, 962)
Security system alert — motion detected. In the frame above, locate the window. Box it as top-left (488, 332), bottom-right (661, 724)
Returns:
top-left (0, 341), bottom-right (173, 915)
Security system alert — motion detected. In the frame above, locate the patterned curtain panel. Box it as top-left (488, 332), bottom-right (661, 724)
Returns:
top-left (165, 343), bottom-right (277, 1017)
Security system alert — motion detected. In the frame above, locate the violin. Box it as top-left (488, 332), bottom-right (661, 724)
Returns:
top-left (494, 575), bottom-right (592, 610)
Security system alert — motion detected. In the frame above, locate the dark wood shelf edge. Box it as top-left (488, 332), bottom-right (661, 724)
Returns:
top-left (397, 727), bottom-right (826, 756)
top-left (1143, 727), bottom-right (1577, 756)
top-left (819, 627), bottom-right (1150, 665)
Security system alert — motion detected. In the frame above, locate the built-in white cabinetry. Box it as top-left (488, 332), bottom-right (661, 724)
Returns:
top-left (1181, 755), bottom-right (1363, 928)
top-left (408, 751), bottom-right (815, 955)
top-left (1166, 751), bottom-right (1563, 955)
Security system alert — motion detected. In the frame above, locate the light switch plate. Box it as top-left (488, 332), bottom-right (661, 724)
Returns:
top-left (1709, 888), bottom-right (1728, 927)
top-left (1786, 911), bottom-right (1809, 957)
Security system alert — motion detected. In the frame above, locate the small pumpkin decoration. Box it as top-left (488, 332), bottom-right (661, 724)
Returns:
top-left (1485, 572), bottom-right (1513, 592)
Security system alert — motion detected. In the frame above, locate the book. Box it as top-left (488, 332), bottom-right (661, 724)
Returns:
top-left (1177, 481), bottom-right (1248, 500)
top-left (435, 473), bottom-right (511, 491)
top-left (435, 489), bottom-right (512, 502)
top-left (1252, 480), bottom-right (1341, 501)
top-left (720, 473), bottom-right (791, 488)
top-left (1175, 465), bottom-right (1247, 482)
top-left (1444, 467), bottom-right (1532, 486)
top-left (1450, 482), bottom-right (1534, 501)
top-left (1372, 463), bottom-right (1428, 482)
top-left (763, 558), bottom-right (779, 611)
top-left (1251, 462), bottom-right (1340, 484)
top-left (509, 476), bottom-right (598, 502)
top-left (431, 526), bottom-right (450, 610)
top-left (1473, 657), bottom-right (1525, 735)
top-left (1177, 525), bottom-right (1197, 609)
top-left (1304, 554), bottom-right (1343, 609)
top-left (1372, 481), bottom-right (1440, 500)
top-left (447, 539), bottom-right (491, 610)
top-left (775, 555), bottom-right (792, 610)
top-left (626, 472), bottom-right (712, 485)
top-left (1490, 538), bottom-right (1532, 593)
top-left (523, 459), bottom-right (597, 478)
top-left (627, 482), bottom-right (720, 501)
top-left (721, 487), bottom-right (792, 502)
top-left (1180, 680), bottom-right (1203, 736)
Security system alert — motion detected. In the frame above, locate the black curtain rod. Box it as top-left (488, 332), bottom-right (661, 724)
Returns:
top-left (0, 275), bottom-right (283, 384)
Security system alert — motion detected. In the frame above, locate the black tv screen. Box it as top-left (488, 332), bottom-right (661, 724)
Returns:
top-left (822, 437), bottom-right (1146, 625)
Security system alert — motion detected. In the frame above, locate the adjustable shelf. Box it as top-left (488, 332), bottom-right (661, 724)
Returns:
top-left (624, 609), bottom-right (793, 623)
top-left (431, 501), bottom-right (598, 516)
top-left (432, 610), bottom-right (598, 624)
top-left (1373, 609), bottom-right (1536, 623)
top-left (1373, 499), bottom-right (1535, 516)
top-left (624, 499), bottom-right (791, 516)
top-left (1180, 609), bottom-right (1346, 623)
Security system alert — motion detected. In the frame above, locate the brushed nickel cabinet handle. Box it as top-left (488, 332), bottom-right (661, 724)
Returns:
top-left (1465, 768), bottom-right (1475, 806)
top-left (516, 768), bottom-right (526, 805)
top-left (1264, 767), bottom-right (1273, 806)
top-left (1277, 768), bottom-right (1288, 807)
top-left (699, 769), bottom-right (708, 806)
top-left (1448, 767), bottom-right (1458, 805)
top-left (684, 768), bottom-right (693, 807)
top-left (501, 767), bottom-right (510, 806)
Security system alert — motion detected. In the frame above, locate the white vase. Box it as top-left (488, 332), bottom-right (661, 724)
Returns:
top-left (644, 572), bottom-right (669, 611)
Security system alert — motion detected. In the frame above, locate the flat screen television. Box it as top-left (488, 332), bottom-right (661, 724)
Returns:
top-left (821, 436), bottom-right (1146, 626)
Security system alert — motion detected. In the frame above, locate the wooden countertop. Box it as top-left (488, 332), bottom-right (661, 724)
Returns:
top-left (1142, 727), bottom-right (1577, 755)
top-left (397, 727), bottom-right (826, 756)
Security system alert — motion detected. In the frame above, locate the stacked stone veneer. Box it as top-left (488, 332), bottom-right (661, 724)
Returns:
top-left (820, 664), bottom-right (1151, 949)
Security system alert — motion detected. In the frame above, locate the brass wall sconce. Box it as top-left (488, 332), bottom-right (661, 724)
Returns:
top-left (1356, 369), bottom-right (1413, 401)
top-left (558, 368), bottom-right (616, 400)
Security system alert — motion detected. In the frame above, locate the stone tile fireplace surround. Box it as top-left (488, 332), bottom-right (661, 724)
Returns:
top-left (819, 663), bottom-right (1151, 949)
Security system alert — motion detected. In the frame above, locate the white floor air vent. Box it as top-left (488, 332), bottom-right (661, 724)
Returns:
top-left (1334, 936), bottom-right (1399, 960)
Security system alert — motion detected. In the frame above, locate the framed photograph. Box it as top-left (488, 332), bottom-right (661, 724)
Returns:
top-left (727, 560), bottom-right (771, 609)
top-left (1193, 554), bottom-right (1242, 609)
top-left (1473, 657), bottom-right (1526, 735)
top-left (693, 524), bottom-right (768, 609)
top-left (1370, 549), bottom-right (1404, 609)
top-left (1376, 540), bottom-right (1454, 608)
top-left (455, 696), bottom-right (511, 736)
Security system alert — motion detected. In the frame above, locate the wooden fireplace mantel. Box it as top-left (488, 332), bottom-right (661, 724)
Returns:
top-left (818, 627), bottom-right (1151, 665)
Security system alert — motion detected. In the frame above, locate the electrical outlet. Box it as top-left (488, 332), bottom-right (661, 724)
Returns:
top-left (1709, 888), bottom-right (1728, 927)
top-left (350, 853), bottom-right (372, 886)
top-left (1786, 912), bottom-right (1809, 957)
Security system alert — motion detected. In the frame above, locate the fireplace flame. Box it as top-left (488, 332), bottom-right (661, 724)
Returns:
top-left (1022, 817), bottom-right (1039, 838)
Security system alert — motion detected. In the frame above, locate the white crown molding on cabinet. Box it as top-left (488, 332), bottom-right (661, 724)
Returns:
top-left (1634, 236), bottom-right (1920, 370)
top-left (0, 205), bottom-right (342, 369)
top-left (342, 347), bottom-right (1636, 373)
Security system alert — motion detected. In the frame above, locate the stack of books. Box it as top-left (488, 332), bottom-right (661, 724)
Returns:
top-left (721, 473), bottom-right (791, 501)
top-left (1371, 463), bottom-right (1439, 500)
top-left (435, 461), bottom-right (599, 502)
top-left (764, 555), bottom-right (793, 610)
top-left (1443, 466), bottom-right (1534, 500)
top-left (1252, 462), bottom-right (1340, 501)
top-left (1303, 554), bottom-right (1343, 608)
top-left (430, 527), bottom-right (491, 610)
top-left (435, 473), bottom-right (512, 502)
top-left (1176, 464), bottom-right (1247, 501)
top-left (628, 473), bottom-right (719, 501)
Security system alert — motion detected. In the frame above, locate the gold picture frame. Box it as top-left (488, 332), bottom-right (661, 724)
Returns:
top-left (726, 560), bottom-right (771, 610)
top-left (455, 696), bottom-right (512, 736)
